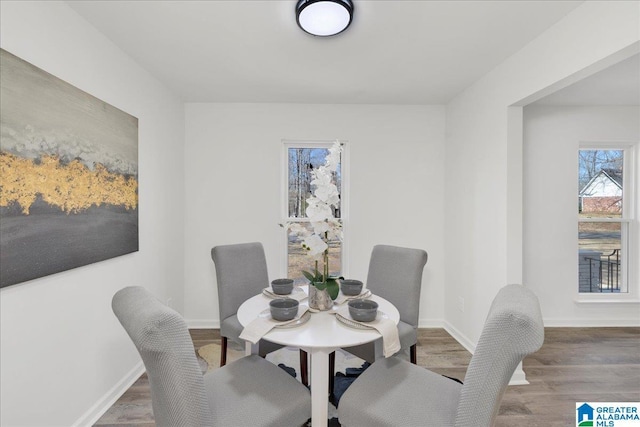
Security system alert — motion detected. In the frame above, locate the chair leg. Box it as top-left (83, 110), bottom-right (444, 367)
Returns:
top-left (410, 344), bottom-right (417, 364)
top-left (220, 336), bottom-right (228, 367)
top-left (300, 350), bottom-right (308, 386)
top-left (329, 351), bottom-right (336, 395)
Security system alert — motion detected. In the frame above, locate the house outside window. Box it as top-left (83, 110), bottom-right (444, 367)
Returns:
top-left (283, 141), bottom-right (346, 283)
top-left (578, 145), bottom-right (636, 295)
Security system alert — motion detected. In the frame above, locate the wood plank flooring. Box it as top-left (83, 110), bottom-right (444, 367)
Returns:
top-left (95, 327), bottom-right (640, 426)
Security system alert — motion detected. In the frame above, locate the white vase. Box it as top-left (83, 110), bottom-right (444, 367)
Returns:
top-left (308, 285), bottom-right (333, 311)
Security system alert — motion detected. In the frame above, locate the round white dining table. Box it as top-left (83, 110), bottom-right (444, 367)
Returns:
top-left (237, 287), bottom-right (400, 427)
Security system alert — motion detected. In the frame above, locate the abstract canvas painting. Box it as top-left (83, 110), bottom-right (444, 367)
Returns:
top-left (0, 49), bottom-right (138, 288)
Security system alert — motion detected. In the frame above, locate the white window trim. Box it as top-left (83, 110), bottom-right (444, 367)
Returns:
top-left (576, 141), bottom-right (638, 303)
top-left (280, 139), bottom-right (349, 279)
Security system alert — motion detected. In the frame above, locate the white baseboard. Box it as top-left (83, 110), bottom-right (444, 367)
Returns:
top-left (185, 318), bottom-right (461, 329)
top-left (544, 318), bottom-right (640, 327)
top-left (509, 366), bottom-right (529, 385)
top-left (189, 318), bottom-right (445, 329)
top-left (443, 320), bottom-right (476, 353)
top-left (72, 361), bottom-right (144, 427)
top-left (184, 318), bottom-right (534, 385)
top-left (186, 319), bottom-right (220, 329)
top-left (186, 317), bottom-right (640, 330)
top-left (442, 321), bottom-right (528, 385)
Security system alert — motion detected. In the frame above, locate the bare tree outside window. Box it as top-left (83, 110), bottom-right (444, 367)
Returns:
top-left (288, 148), bottom-right (341, 218)
top-left (578, 150), bottom-right (623, 194)
top-left (288, 148), bottom-right (311, 218)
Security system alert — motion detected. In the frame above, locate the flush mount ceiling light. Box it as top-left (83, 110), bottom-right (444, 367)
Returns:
top-left (296, 0), bottom-right (354, 37)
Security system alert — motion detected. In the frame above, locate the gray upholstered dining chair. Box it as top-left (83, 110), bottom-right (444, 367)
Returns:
top-left (112, 286), bottom-right (311, 427)
top-left (342, 244), bottom-right (428, 363)
top-left (337, 284), bottom-right (544, 427)
top-left (211, 242), bottom-right (308, 384)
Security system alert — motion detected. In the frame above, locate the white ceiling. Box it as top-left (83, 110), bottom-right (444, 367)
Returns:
top-left (67, 0), bottom-right (585, 104)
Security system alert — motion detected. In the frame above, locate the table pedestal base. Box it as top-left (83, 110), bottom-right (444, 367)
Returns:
top-left (309, 348), bottom-right (332, 427)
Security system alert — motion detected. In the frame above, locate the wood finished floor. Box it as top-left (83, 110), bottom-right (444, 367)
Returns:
top-left (95, 327), bottom-right (640, 426)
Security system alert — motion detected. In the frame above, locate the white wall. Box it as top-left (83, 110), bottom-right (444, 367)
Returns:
top-left (524, 105), bottom-right (640, 326)
top-left (445, 1), bottom-right (640, 348)
top-left (183, 103), bottom-right (446, 328)
top-left (0, 2), bottom-right (185, 426)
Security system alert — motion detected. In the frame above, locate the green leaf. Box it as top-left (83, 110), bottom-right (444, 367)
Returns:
top-left (313, 281), bottom-right (327, 291)
top-left (325, 278), bottom-right (340, 300)
top-left (302, 270), bottom-right (318, 283)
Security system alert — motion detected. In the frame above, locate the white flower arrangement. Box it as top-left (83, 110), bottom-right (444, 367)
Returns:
top-left (282, 141), bottom-right (343, 299)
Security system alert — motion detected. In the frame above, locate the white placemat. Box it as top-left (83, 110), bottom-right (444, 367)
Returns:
top-left (334, 289), bottom-right (372, 305)
top-left (262, 286), bottom-right (307, 301)
top-left (239, 305), bottom-right (310, 344)
top-left (333, 305), bottom-right (400, 357)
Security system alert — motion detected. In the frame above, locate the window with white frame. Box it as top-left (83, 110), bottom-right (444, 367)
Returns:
top-left (283, 141), bottom-right (345, 283)
top-left (578, 144), bottom-right (636, 294)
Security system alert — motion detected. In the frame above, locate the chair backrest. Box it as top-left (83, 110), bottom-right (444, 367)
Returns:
top-left (365, 244), bottom-right (428, 328)
top-left (112, 286), bottom-right (214, 426)
top-left (211, 242), bottom-right (270, 322)
top-left (455, 284), bottom-right (544, 427)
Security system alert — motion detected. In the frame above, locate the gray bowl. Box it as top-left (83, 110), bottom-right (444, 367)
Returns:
top-left (348, 299), bottom-right (379, 322)
top-left (270, 298), bottom-right (299, 321)
top-left (340, 279), bottom-right (363, 296)
top-left (271, 278), bottom-right (294, 295)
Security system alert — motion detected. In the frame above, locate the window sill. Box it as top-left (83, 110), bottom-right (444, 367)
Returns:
top-left (574, 298), bottom-right (640, 304)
